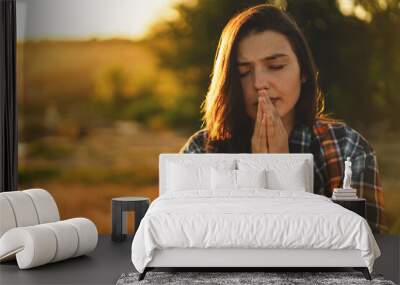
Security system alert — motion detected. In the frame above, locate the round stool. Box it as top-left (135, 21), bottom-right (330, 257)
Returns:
top-left (111, 197), bottom-right (150, 242)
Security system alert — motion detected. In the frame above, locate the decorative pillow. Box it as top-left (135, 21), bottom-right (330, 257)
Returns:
top-left (211, 168), bottom-right (236, 190)
top-left (267, 167), bottom-right (307, 191)
top-left (236, 169), bottom-right (267, 188)
top-left (238, 159), bottom-right (308, 191)
top-left (211, 168), bottom-right (268, 190)
top-left (166, 159), bottom-right (236, 192)
top-left (167, 162), bottom-right (211, 191)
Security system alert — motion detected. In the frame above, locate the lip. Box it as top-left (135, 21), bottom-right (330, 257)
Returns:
top-left (254, 98), bottom-right (281, 106)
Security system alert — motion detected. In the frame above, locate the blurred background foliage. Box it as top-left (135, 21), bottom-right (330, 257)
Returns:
top-left (17, 0), bottom-right (400, 233)
top-left (19, 0), bottom-right (400, 137)
top-left (147, 0), bottom-right (400, 133)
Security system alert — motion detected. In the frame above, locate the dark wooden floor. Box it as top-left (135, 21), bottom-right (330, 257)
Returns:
top-left (0, 235), bottom-right (398, 285)
top-left (0, 236), bottom-right (134, 285)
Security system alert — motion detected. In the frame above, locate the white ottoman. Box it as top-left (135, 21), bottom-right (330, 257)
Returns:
top-left (0, 189), bottom-right (98, 269)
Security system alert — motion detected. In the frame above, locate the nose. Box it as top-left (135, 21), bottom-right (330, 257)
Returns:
top-left (253, 65), bottom-right (271, 92)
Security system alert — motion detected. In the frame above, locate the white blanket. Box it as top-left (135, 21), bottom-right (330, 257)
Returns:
top-left (131, 190), bottom-right (380, 273)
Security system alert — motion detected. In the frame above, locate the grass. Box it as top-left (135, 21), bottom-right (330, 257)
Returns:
top-left (19, 122), bottom-right (188, 234)
top-left (26, 182), bottom-right (160, 234)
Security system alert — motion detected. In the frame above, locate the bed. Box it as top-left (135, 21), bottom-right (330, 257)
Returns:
top-left (131, 153), bottom-right (380, 281)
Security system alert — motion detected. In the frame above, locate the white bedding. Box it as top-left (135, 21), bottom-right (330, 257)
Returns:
top-left (131, 190), bottom-right (380, 273)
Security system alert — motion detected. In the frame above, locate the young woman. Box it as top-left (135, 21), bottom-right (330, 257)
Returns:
top-left (179, 4), bottom-right (385, 233)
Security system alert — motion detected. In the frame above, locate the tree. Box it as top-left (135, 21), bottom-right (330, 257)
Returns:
top-left (148, 0), bottom-right (400, 132)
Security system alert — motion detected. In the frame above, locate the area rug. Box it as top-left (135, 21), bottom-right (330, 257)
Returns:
top-left (116, 271), bottom-right (396, 285)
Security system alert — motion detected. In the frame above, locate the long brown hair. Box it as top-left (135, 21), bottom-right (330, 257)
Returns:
top-left (201, 4), bottom-right (326, 152)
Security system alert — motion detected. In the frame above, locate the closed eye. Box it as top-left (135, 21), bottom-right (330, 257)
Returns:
top-left (238, 64), bottom-right (286, 77)
top-left (269, 65), bottom-right (285, 70)
top-left (239, 71), bottom-right (250, 77)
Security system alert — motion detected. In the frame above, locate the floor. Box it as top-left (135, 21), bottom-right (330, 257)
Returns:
top-left (0, 236), bottom-right (134, 285)
top-left (0, 235), bottom-right (399, 285)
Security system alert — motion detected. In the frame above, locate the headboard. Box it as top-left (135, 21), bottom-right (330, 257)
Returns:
top-left (159, 153), bottom-right (314, 195)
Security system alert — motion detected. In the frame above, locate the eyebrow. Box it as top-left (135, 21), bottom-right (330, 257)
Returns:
top-left (237, 53), bottom-right (289, 66)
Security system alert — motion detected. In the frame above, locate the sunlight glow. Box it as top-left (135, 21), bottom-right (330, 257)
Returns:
top-left (337, 0), bottom-right (354, 16)
top-left (354, 5), bottom-right (372, 22)
top-left (337, 0), bottom-right (372, 22)
top-left (17, 0), bottom-right (181, 40)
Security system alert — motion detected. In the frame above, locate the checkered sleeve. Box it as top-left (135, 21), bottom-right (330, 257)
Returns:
top-left (179, 129), bottom-right (208, 153)
top-left (313, 120), bottom-right (387, 233)
top-left (351, 150), bottom-right (387, 233)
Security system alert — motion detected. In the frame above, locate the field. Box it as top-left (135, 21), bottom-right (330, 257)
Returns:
top-left (17, 39), bottom-right (190, 233)
top-left (17, 39), bottom-right (400, 234)
top-left (21, 123), bottom-right (188, 234)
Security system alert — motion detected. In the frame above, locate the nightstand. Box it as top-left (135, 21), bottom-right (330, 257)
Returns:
top-left (111, 197), bottom-right (150, 242)
top-left (331, 198), bottom-right (366, 218)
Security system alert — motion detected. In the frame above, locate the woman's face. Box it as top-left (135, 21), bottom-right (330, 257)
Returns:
top-left (237, 30), bottom-right (303, 121)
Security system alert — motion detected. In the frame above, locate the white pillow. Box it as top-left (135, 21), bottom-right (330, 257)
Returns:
top-left (167, 162), bottom-right (210, 191)
top-left (238, 159), bottom-right (307, 191)
top-left (267, 168), bottom-right (306, 191)
top-left (167, 159), bottom-right (236, 192)
top-left (211, 168), bottom-right (236, 190)
top-left (237, 169), bottom-right (267, 188)
top-left (211, 168), bottom-right (268, 190)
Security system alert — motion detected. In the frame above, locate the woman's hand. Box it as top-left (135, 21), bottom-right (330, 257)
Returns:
top-left (262, 91), bottom-right (289, 153)
top-left (251, 97), bottom-right (268, 153)
top-left (251, 90), bottom-right (289, 153)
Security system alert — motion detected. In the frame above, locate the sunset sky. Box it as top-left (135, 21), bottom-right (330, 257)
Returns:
top-left (15, 0), bottom-right (371, 41)
top-left (16, 0), bottom-right (180, 40)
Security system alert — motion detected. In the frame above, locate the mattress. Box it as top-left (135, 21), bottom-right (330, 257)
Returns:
top-left (131, 190), bottom-right (380, 273)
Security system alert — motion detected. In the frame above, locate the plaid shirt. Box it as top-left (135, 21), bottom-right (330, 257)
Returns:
top-left (179, 119), bottom-right (386, 233)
